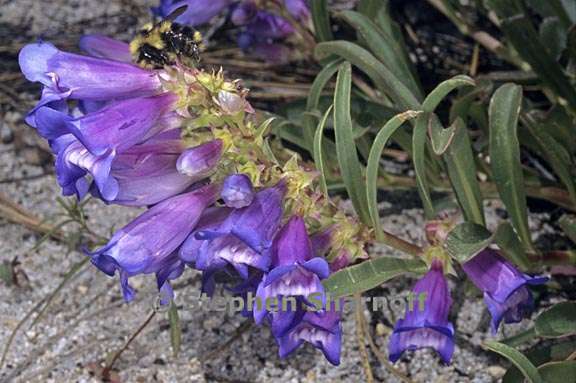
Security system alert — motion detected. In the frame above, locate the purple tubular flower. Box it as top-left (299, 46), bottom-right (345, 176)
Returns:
top-left (38, 93), bottom-right (176, 154)
top-left (462, 249), bottom-right (548, 332)
top-left (254, 216), bottom-right (330, 329)
top-left (153, 0), bottom-right (230, 26)
top-left (277, 309), bottom-right (341, 365)
top-left (221, 174), bottom-right (254, 208)
top-left (388, 259), bottom-right (454, 364)
top-left (180, 182), bottom-right (286, 294)
top-left (34, 93), bottom-right (178, 201)
top-left (284, 0), bottom-right (310, 20)
top-left (99, 135), bottom-right (223, 206)
top-left (19, 41), bottom-right (160, 101)
top-left (88, 183), bottom-right (219, 301)
top-left (79, 35), bottom-right (132, 62)
top-left (176, 139), bottom-right (223, 177)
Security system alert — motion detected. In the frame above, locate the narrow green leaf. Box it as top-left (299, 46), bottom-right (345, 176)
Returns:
top-left (422, 75), bottom-right (475, 113)
top-left (333, 63), bottom-right (370, 224)
top-left (539, 361), bottom-right (576, 382)
top-left (524, 117), bottom-right (576, 207)
top-left (413, 113), bottom-right (435, 218)
top-left (445, 222), bottom-right (493, 263)
top-left (358, 0), bottom-right (382, 19)
top-left (489, 84), bottom-right (533, 251)
top-left (444, 118), bottom-right (485, 225)
top-left (484, 340), bottom-right (543, 383)
top-left (315, 41), bottom-right (421, 110)
top-left (311, 0), bottom-right (333, 42)
top-left (493, 223), bottom-right (531, 270)
top-left (304, 59), bottom-right (341, 150)
top-left (313, 105), bottom-right (333, 199)
top-left (427, 113), bottom-right (456, 155)
top-left (306, 60), bottom-right (341, 111)
top-left (534, 302), bottom-right (576, 338)
top-left (503, 339), bottom-right (576, 383)
top-left (559, 214), bottom-right (576, 244)
top-left (339, 10), bottom-right (422, 99)
top-left (322, 257), bottom-right (427, 298)
top-left (168, 301), bottom-right (181, 357)
top-left (366, 111), bottom-right (422, 236)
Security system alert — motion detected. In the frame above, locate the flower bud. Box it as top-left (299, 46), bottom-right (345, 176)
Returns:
top-left (221, 173), bottom-right (254, 208)
top-left (177, 139), bottom-right (223, 177)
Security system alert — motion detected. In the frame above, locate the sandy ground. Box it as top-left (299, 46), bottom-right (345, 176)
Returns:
top-left (0, 0), bottom-right (561, 382)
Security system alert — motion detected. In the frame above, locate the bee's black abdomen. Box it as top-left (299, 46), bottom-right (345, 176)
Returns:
top-left (138, 43), bottom-right (170, 68)
top-left (161, 24), bottom-right (201, 62)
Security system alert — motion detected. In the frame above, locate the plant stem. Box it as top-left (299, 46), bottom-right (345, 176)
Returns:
top-left (377, 230), bottom-right (422, 257)
top-left (102, 311), bottom-right (156, 379)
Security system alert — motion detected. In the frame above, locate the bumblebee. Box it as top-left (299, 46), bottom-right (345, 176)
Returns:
top-left (130, 6), bottom-right (204, 69)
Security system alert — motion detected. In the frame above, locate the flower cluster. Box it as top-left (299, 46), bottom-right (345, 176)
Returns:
top-left (19, 10), bottom-right (547, 367)
top-left (19, 29), bottom-right (363, 364)
top-left (153, 0), bottom-right (310, 62)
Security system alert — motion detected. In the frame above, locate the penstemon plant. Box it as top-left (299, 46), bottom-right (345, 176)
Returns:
top-left (10, 0), bottom-right (576, 380)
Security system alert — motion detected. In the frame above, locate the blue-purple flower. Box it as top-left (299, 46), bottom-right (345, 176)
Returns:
top-left (79, 34), bottom-right (132, 62)
top-left (88, 183), bottom-right (219, 301)
top-left (221, 173), bottom-right (254, 208)
top-left (34, 93), bottom-right (180, 201)
top-left (19, 41), bottom-right (161, 102)
top-left (232, 2), bottom-right (295, 63)
top-left (389, 259), bottom-right (454, 364)
top-left (462, 249), bottom-right (548, 332)
top-left (253, 216), bottom-right (330, 332)
top-left (99, 135), bottom-right (223, 206)
top-left (179, 181), bottom-right (286, 294)
top-left (152, 0), bottom-right (231, 26)
top-left (276, 308), bottom-right (341, 365)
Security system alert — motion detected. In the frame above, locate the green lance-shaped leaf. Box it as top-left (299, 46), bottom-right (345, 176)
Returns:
top-left (366, 110), bottom-right (422, 237)
top-left (333, 62), bottom-right (370, 224)
top-left (311, 0), bottom-right (333, 42)
top-left (534, 302), bottom-right (576, 338)
top-left (168, 301), bottom-right (181, 357)
top-left (445, 222), bottom-right (493, 263)
top-left (503, 339), bottom-right (576, 383)
top-left (524, 118), bottom-right (576, 207)
top-left (422, 75), bottom-right (475, 113)
top-left (322, 257), bottom-right (427, 298)
top-left (339, 10), bottom-right (422, 99)
top-left (489, 84), bottom-right (533, 251)
top-left (303, 59), bottom-right (341, 150)
top-left (357, 0), bottom-right (382, 19)
top-left (484, 341), bottom-right (543, 383)
top-left (412, 112), bottom-right (435, 219)
top-left (493, 223), bottom-right (531, 270)
top-left (538, 361), bottom-right (576, 382)
top-left (313, 105), bottom-right (333, 199)
top-left (315, 41), bottom-right (421, 110)
top-left (444, 118), bottom-right (485, 226)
